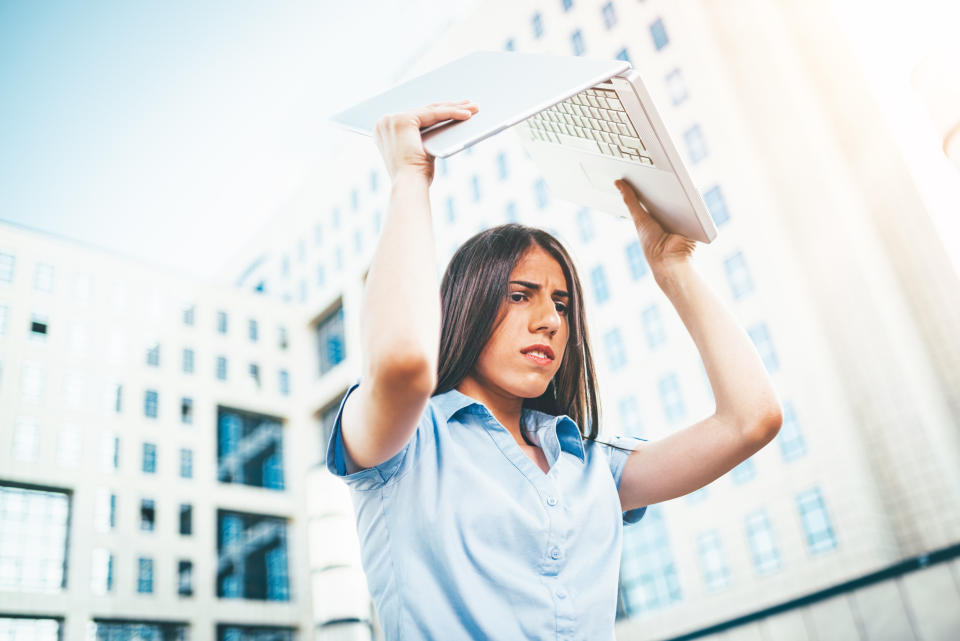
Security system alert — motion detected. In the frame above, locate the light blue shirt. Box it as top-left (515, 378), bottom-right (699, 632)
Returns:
top-left (326, 380), bottom-right (647, 640)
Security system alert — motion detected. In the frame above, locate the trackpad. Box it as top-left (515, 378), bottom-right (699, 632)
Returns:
top-left (580, 163), bottom-right (624, 192)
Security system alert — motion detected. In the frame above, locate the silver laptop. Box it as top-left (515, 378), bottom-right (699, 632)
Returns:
top-left (332, 51), bottom-right (718, 243)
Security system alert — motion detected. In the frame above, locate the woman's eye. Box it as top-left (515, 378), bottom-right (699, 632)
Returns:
top-left (509, 292), bottom-right (526, 302)
top-left (555, 302), bottom-right (568, 314)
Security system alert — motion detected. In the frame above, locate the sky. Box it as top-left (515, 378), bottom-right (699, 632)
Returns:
top-left (1, 0), bottom-right (957, 280)
top-left (0, 0), bottom-right (477, 279)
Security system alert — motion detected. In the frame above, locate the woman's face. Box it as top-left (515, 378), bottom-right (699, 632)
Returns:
top-left (467, 244), bottom-right (571, 402)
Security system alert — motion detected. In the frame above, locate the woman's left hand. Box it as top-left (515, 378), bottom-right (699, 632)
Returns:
top-left (615, 178), bottom-right (697, 273)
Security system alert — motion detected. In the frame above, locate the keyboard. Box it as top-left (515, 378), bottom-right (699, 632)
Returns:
top-left (523, 87), bottom-right (654, 165)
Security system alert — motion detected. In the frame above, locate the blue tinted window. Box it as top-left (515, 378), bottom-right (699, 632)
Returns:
top-left (797, 488), bottom-right (836, 555)
top-left (748, 322), bottom-right (779, 373)
top-left (696, 530), bottom-right (730, 591)
top-left (535, 178), bottom-right (549, 208)
top-left (561, 0), bottom-right (573, 11)
top-left (248, 319), bottom-right (259, 342)
top-left (626, 241), bottom-right (648, 279)
top-left (745, 510), bottom-right (781, 575)
top-left (317, 306), bottom-right (346, 377)
top-left (354, 229), bottom-right (363, 254)
top-left (616, 48), bottom-right (631, 64)
top-left (658, 373), bottom-right (685, 424)
top-left (620, 505), bottom-right (683, 615)
top-left (314, 222), bottom-right (323, 246)
top-left (505, 201), bottom-right (518, 223)
top-left (532, 12), bottom-right (544, 39)
top-left (650, 17), bottom-right (669, 50)
top-left (591, 265), bottom-right (609, 303)
top-left (683, 124), bottom-right (708, 163)
top-left (146, 344), bottom-right (160, 367)
top-left (438, 158), bottom-right (448, 177)
top-left (703, 185), bottom-right (729, 225)
top-left (216, 311), bottom-right (228, 334)
top-left (730, 458), bottom-right (756, 484)
top-left (571, 30), bottom-right (585, 56)
top-left (350, 189), bottom-right (359, 211)
top-left (216, 356), bottom-right (228, 381)
top-left (724, 250), bottom-right (754, 300)
top-left (496, 152), bottom-right (508, 180)
top-left (370, 170), bottom-right (378, 193)
top-left (471, 175), bottom-right (481, 202)
top-left (446, 197), bottom-right (456, 223)
top-left (618, 395), bottom-right (644, 438)
top-left (373, 210), bottom-right (381, 233)
top-left (577, 208), bottom-right (594, 242)
top-left (137, 557), bottom-right (154, 593)
top-left (332, 207), bottom-right (341, 229)
top-left (316, 264), bottom-right (326, 288)
top-left (179, 448), bottom-right (193, 479)
top-left (144, 390), bottom-right (158, 419)
top-left (641, 304), bottom-right (666, 349)
top-left (142, 443), bottom-right (156, 474)
top-left (666, 68), bottom-right (688, 105)
top-left (604, 328), bottom-right (626, 370)
top-left (217, 511), bottom-right (289, 600)
top-left (601, 2), bottom-right (617, 29)
top-left (778, 402), bottom-right (806, 461)
top-left (0, 253), bottom-right (14, 282)
top-left (504, 38), bottom-right (515, 51)
top-left (217, 408), bottom-right (285, 490)
top-left (334, 246), bottom-right (343, 271)
top-left (279, 369), bottom-right (290, 396)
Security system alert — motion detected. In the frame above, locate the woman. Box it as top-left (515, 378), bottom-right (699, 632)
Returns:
top-left (326, 100), bottom-right (783, 639)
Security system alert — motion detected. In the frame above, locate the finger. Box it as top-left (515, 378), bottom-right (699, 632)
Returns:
top-left (414, 104), bottom-right (478, 128)
top-left (614, 179), bottom-right (644, 210)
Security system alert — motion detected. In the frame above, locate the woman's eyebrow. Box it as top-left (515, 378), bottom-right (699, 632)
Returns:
top-left (509, 280), bottom-right (569, 299)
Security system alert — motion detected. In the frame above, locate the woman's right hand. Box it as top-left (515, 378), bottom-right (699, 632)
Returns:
top-left (373, 100), bottom-right (478, 185)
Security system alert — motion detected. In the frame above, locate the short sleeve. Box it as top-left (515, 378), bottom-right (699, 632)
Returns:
top-left (603, 435), bottom-right (648, 525)
top-left (325, 377), bottom-right (433, 491)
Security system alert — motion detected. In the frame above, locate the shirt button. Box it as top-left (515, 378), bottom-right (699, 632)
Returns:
top-left (546, 495), bottom-right (558, 506)
top-left (556, 589), bottom-right (567, 599)
top-left (550, 547), bottom-right (562, 560)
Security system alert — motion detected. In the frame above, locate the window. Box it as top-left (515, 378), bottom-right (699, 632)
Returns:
top-left (615, 47), bottom-right (631, 64)
top-left (571, 29), bottom-right (585, 56)
top-left (217, 511), bottom-right (290, 600)
top-left (146, 343), bottom-right (160, 367)
top-left (278, 326), bottom-right (288, 350)
top-left (105, 382), bottom-right (122, 414)
top-left (797, 488), bottom-right (837, 554)
top-left (281, 254), bottom-right (290, 277)
top-left (665, 68), bottom-right (688, 105)
top-left (297, 238), bottom-right (306, 262)
top-left (373, 210), bottom-right (382, 233)
top-left (91, 548), bottom-right (114, 595)
top-left (577, 208), bottom-right (594, 242)
top-left (620, 506), bottom-right (680, 615)
top-left (179, 448), bottom-right (193, 479)
top-left (696, 530), bottom-right (730, 591)
top-left (216, 627), bottom-right (295, 641)
top-left (641, 304), bottom-right (666, 349)
top-left (218, 407), bottom-right (285, 489)
top-left (0, 304), bottom-right (7, 336)
top-left (101, 434), bottom-right (120, 472)
top-left (658, 372), bottom-right (685, 424)
top-left (730, 458), bottom-right (756, 484)
top-left (650, 17), bottom-right (669, 50)
top-left (496, 152), bottom-right (508, 180)
top-left (140, 499), bottom-right (155, 531)
top-left (591, 265), bottom-right (609, 303)
top-left (216, 356), bottom-right (228, 381)
top-left (92, 621), bottom-right (186, 639)
top-left (471, 175), bottom-right (481, 201)
top-left (724, 250), bottom-right (754, 300)
top-left (351, 188), bottom-right (359, 211)
top-left (504, 38), bottom-right (515, 51)
top-left (331, 206), bottom-right (341, 229)
top-left (334, 246), bottom-right (343, 271)
top-left (534, 178), bottom-right (549, 208)
top-left (182, 304), bottom-right (195, 326)
top-left (561, 0), bottom-right (573, 11)
top-left (216, 311), bottom-right (228, 334)
top-left (745, 510), bottom-right (781, 575)
top-left (29, 315), bottom-right (48, 341)
top-left (683, 124), bottom-right (708, 163)
top-left (249, 363), bottom-right (261, 388)
top-left (94, 489), bottom-right (116, 532)
top-left (182, 348), bottom-right (194, 374)
top-left (179, 503), bottom-right (193, 535)
top-left (137, 557), bottom-right (154, 593)
top-left (314, 222), bottom-right (324, 246)
top-left (748, 322), bottom-right (779, 373)
top-left (12, 418), bottom-right (38, 462)
top-left (0, 252), bottom-right (14, 282)
top-left (601, 2), bottom-right (617, 29)
top-left (316, 263), bottom-right (326, 287)
top-left (248, 319), bottom-right (259, 342)
top-left (604, 327), bottom-right (626, 370)
top-left (703, 185), bottom-right (730, 225)
top-left (778, 402), bottom-right (806, 461)
top-left (316, 304), bottom-right (346, 377)
top-left (177, 560), bottom-right (193, 597)
top-left (0, 485), bottom-right (70, 593)
top-left (505, 201), bottom-right (518, 223)
top-left (144, 389), bottom-right (158, 419)
top-left (142, 443), bottom-right (157, 474)
top-left (369, 169), bottom-right (379, 193)
top-left (353, 230), bottom-right (363, 255)
top-left (34, 263), bottom-right (54, 293)
top-left (531, 12), bottom-right (544, 39)
top-left (21, 362), bottom-right (44, 402)
top-left (618, 395), bottom-right (644, 438)
top-left (625, 241), bottom-right (648, 280)
top-left (173, 401), bottom-right (190, 430)
top-left (279, 369), bottom-right (290, 396)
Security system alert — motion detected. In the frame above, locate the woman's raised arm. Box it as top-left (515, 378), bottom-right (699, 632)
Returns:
top-left (339, 101), bottom-right (477, 470)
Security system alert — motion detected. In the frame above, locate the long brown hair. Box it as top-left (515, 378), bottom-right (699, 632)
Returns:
top-left (432, 223), bottom-right (610, 446)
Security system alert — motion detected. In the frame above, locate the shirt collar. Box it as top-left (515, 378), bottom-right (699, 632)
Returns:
top-left (433, 387), bottom-right (586, 464)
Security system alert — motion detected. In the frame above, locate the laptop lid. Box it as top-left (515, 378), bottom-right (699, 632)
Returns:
top-left (331, 51), bottom-right (630, 158)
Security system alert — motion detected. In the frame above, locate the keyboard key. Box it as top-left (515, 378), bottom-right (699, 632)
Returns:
top-left (555, 132), bottom-right (602, 154)
top-left (618, 135), bottom-right (646, 151)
